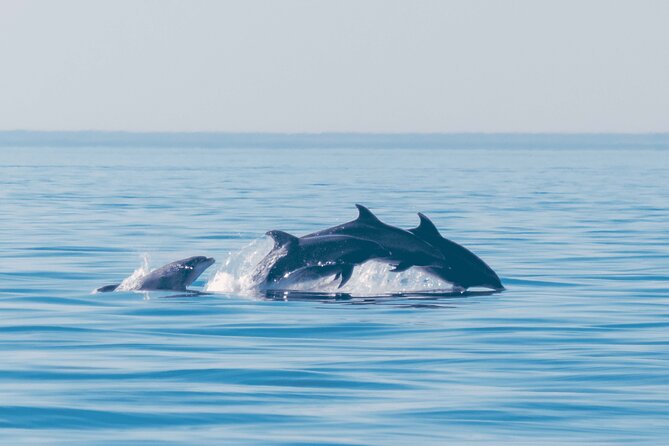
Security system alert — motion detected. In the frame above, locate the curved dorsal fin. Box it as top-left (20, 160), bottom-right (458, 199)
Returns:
top-left (409, 213), bottom-right (442, 240)
top-left (354, 204), bottom-right (383, 225)
top-left (266, 230), bottom-right (299, 249)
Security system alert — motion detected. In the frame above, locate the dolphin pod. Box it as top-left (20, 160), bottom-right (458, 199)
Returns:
top-left (96, 206), bottom-right (502, 294)
top-left (254, 205), bottom-right (503, 292)
top-left (96, 256), bottom-right (215, 293)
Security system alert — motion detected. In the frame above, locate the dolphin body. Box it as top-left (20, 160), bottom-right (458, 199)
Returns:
top-left (96, 256), bottom-right (216, 293)
top-left (253, 230), bottom-right (390, 289)
top-left (302, 205), bottom-right (446, 272)
top-left (408, 213), bottom-right (503, 291)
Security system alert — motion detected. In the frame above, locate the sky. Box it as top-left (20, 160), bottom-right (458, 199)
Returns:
top-left (0, 0), bottom-right (668, 133)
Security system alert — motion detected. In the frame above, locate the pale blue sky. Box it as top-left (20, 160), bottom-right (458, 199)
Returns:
top-left (1, 0), bottom-right (668, 132)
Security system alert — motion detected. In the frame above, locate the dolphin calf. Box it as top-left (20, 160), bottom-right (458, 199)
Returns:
top-left (408, 213), bottom-right (503, 291)
top-left (96, 256), bottom-right (215, 292)
top-left (302, 204), bottom-right (446, 272)
top-left (253, 230), bottom-right (389, 288)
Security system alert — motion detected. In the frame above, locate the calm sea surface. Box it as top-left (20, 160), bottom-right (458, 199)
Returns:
top-left (1, 143), bottom-right (668, 444)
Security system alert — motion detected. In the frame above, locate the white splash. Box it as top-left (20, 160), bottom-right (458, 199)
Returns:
top-left (204, 238), bottom-right (273, 293)
top-left (338, 261), bottom-right (453, 295)
top-left (205, 238), bottom-right (455, 296)
top-left (115, 253), bottom-right (152, 291)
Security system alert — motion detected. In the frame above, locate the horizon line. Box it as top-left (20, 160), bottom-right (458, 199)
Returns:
top-left (2, 129), bottom-right (669, 136)
top-left (2, 130), bottom-right (667, 149)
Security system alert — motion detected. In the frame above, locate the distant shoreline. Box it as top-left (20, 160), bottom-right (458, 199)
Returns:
top-left (1, 131), bottom-right (668, 149)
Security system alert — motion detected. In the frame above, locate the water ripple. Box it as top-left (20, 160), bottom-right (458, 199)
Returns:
top-left (1, 146), bottom-right (668, 445)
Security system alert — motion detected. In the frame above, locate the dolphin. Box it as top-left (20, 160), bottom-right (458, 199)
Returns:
top-left (96, 256), bottom-right (216, 292)
top-left (253, 230), bottom-right (390, 288)
top-left (408, 213), bottom-right (503, 291)
top-left (302, 204), bottom-right (446, 272)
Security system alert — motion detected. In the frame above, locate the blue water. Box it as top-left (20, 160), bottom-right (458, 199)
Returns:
top-left (1, 142), bottom-right (668, 444)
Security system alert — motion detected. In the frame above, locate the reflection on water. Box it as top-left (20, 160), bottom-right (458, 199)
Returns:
top-left (258, 288), bottom-right (499, 304)
top-left (144, 288), bottom-right (500, 309)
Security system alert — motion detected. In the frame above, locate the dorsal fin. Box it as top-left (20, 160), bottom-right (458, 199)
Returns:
top-left (96, 284), bottom-right (120, 293)
top-left (354, 204), bottom-right (383, 225)
top-left (409, 213), bottom-right (442, 240)
top-left (266, 230), bottom-right (299, 249)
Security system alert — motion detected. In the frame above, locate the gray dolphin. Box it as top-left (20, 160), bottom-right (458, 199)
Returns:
top-left (253, 230), bottom-right (389, 288)
top-left (96, 256), bottom-right (215, 292)
top-left (408, 213), bottom-right (503, 291)
top-left (302, 204), bottom-right (446, 271)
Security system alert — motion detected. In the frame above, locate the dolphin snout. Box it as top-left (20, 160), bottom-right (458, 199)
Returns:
top-left (486, 275), bottom-right (504, 291)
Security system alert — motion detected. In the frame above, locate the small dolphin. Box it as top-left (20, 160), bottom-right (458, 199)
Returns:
top-left (96, 256), bottom-right (215, 292)
top-left (408, 213), bottom-right (503, 291)
top-left (253, 230), bottom-right (389, 288)
top-left (302, 204), bottom-right (445, 272)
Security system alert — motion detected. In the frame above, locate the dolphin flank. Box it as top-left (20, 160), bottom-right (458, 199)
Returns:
top-left (253, 230), bottom-right (390, 289)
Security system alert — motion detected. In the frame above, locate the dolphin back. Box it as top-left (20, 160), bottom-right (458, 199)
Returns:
top-left (302, 204), bottom-right (385, 238)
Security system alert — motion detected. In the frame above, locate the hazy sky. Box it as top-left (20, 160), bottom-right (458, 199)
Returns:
top-left (1, 0), bottom-right (668, 132)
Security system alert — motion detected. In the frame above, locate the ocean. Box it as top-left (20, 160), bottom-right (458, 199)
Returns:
top-left (1, 135), bottom-right (668, 444)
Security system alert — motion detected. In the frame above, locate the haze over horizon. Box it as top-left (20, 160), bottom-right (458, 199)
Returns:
top-left (1, 0), bottom-right (668, 133)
